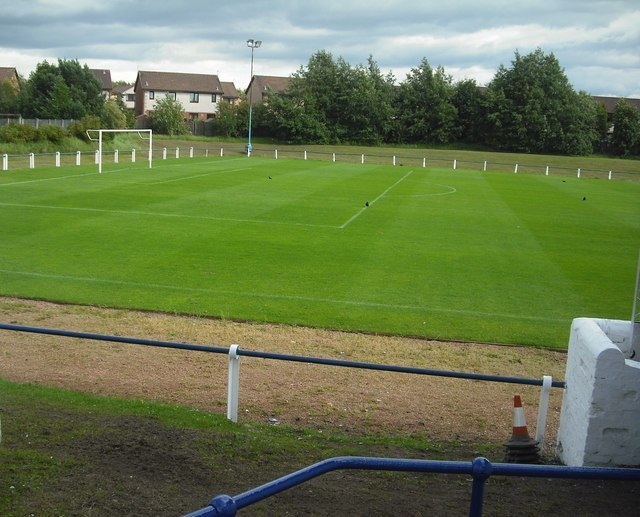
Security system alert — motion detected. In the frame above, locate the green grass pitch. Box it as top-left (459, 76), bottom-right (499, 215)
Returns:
top-left (0, 156), bottom-right (638, 348)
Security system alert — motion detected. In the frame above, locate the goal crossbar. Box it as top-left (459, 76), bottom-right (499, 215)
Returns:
top-left (86, 129), bottom-right (153, 173)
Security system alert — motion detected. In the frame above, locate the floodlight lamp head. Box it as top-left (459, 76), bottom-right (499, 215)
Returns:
top-left (247, 39), bottom-right (262, 48)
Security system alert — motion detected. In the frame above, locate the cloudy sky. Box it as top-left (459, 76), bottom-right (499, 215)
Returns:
top-left (2, 0), bottom-right (639, 98)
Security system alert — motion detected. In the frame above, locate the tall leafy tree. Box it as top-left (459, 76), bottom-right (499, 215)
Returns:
top-left (0, 77), bottom-right (20, 114)
top-left (485, 48), bottom-right (595, 154)
top-left (21, 59), bottom-right (104, 119)
top-left (452, 79), bottom-right (488, 145)
top-left (394, 58), bottom-right (458, 144)
top-left (611, 99), bottom-right (640, 156)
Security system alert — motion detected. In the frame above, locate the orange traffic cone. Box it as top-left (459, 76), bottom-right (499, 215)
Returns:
top-left (504, 395), bottom-right (540, 463)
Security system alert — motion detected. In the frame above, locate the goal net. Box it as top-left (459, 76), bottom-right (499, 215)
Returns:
top-left (86, 129), bottom-right (152, 174)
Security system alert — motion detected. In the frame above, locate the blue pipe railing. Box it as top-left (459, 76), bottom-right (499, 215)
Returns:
top-left (0, 322), bottom-right (566, 388)
top-left (183, 455), bottom-right (640, 517)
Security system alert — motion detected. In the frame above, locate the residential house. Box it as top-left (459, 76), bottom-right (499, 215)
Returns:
top-left (0, 67), bottom-right (20, 92)
top-left (220, 81), bottom-right (240, 106)
top-left (246, 75), bottom-right (290, 105)
top-left (90, 69), bottom-right (113, 98)
top-left (112, 83), bottom-right (135, 110)
top-left (134, 71), bottom-right (224, 121)
top-left (592, 95), bottom-right (640, 119)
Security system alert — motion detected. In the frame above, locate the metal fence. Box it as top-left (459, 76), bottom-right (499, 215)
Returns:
top-left (183, 455), bottom-right (640, 517)
top-left (0, 117), bottom-right (74, 128)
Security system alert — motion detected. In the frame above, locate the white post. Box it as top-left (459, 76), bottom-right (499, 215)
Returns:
top-left (275, 149), bottom-right (278, 160)
top-left (189, 147), bottom-right (194, 158)
top-left (423, 158), bottom-right (426, 168)
top-left (148, 130), bottom-right (153, 169)
top-left (535, 375), bottom-right (553, 446)
top-left (94, 150), bottom-right (100, 164)
top-left (132, 148), bottom-right (136, 163)
top-left (514, 163), bottom-right (518, 173)
top-left (608, 170), bottom-right (612, 180)
top-left (453, 159), bottom-right (457, 170)
top-left (577, 168), bottom-right (581, 178)
top-left (361, 154), bottom-right (365, 164)
top-left (393, 156), bottom-right (396, 166)
top-left (545, 165), bottom-right (549, 176)
top-left (76, 151), bottom-right (81, 166)
top-left (176, 147), bottom-right (180, 159)
top-left (114, 149), bottom-right (119, 164)
top-left (483, 161), bottom-right (487, 172)
top-left (98, 129), bottom-right (103, 173)
top-left (304, 150), bottom-right (307, 160)
top-left (29, 153), bottom-right (35, 169)
top-left (205, 149), bottom-right (209, 158)
top-left (162, 148), bottom-right (167, 160)
top-left (227, 344), bottom-right (241, 423)
top-left (2, 153), bottom-right (7, 171)
top-left (220, 148), bottom-right (224, 157)
top-left (55, 152), bottom-right (60, 167)
top-left (332, 153), bottom-right (336, 162)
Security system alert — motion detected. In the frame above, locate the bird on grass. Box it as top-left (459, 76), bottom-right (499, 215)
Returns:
top-left (365, 201), bottom-right (369, 207)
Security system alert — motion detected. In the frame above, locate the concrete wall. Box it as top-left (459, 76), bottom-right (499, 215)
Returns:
top-left (557, 318), bottom-right (640, 467)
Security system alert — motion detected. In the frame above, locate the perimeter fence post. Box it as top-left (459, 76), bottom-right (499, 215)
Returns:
top-left (190, 147), bottom-right (194, 158)
top-left (227, 344), bottom-right (241, 423)
top-left (535, 375), bottom-right (553, 447)
top-left (483, 160), bottom-right (487, 172)
top-left (55, 152), bottom-right (60, 167)
top-left (114, 149), bottom-right (119, 164)
top-left (275, 149), bottom-right (278, 160)
top-left (163, 148), bottom-right (167, 160)
top-left (29, 153), bottom-right (35, 169)
top-left (2, 153), bottom-right (7, 171)
top-left (76, 151), bottom-right (81, 166)
top-left (132, 149), bottom-right (136, 163)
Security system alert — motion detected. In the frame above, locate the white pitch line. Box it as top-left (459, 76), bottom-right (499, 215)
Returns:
top-left (339, 170), bottom-right (414, 229)
top-left (0, 201), bottom-right (337, 229)
top-left (0, 268), bottom-right (567, 324)
top-left (145, 167), bottom-right (253, 185)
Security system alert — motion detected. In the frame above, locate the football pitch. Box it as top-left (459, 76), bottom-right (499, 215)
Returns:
top-left (1, 156), bottom-right (638, 348)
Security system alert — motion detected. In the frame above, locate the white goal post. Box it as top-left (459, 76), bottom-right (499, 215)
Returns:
top-left (86, 129), bottom-right (153, 174)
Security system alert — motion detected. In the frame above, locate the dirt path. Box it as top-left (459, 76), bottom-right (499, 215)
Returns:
top-left (0, 297), bottom-right (567, 450)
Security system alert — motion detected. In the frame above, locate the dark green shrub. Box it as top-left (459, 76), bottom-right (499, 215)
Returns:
top-left (38, 125), bottom-right (67, 144)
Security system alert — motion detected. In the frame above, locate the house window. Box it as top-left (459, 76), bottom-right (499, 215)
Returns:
top-left (212, 93), bottom-right (218, 103)
top-left (126, 94), bottom-right (135, 102)
top-left (149, 91), bottom-right (155, 100)
top-left (167, 92), bottom-right (176, 100)
top-left (190, 92), bottom-right (199, 103)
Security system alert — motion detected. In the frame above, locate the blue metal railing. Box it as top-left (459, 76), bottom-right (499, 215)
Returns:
top-left (183, 455), bottom-right (640, 517)
top-left (0, 322), bottom-right (566, 388)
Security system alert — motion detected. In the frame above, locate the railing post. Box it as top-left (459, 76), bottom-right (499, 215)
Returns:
top-left (131, 148), bottom-right (136, 163)
top-left (2, 153), bottom-right (7, 171)
top-left (535, 375), bottom-right (553, 446)
top-left (469, 457), bottom-right (492, 517)
top-left (95, 150), bottom-right (100, 164)
top-left (393, 155), bottom-right (396, 166)
top-left (361, 154), bottom-right (365, 164)
top-left (55, 152), bottom-right (60, 167)
top-left (453, 159), bottom-right (457, 170)
top-left (176, 147), bottom-right (180, 159)
top-left (220, 148), bottom-right (224, 157)
top-left (29, 153), bottom-right (35, 169)
top-left (227, 344), bottom-right (241, 423)
top-left (514, 163), bottom-right (518, 173)
top-left (423, 157), bottom-right (426, 168)
top-left (304, 150), bottom-right (307, 160)
top-left (275, 149), bottom-right (278, 160)
top-left (76, 151), bottom-right (81, 166)
top-left (114, 149), bottom-right (119, 164)
top-left (190, 147), bottom-right (194, 158)
top-left (332, 153), bottom-right (336, 163)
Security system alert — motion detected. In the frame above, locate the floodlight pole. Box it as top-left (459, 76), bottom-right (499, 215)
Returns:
top-left (246, 38), bottom-right (261, 157)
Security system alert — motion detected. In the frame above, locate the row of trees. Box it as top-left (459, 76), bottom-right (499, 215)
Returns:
top-left (1, 51), bottom-right (639, 156)
top-left (0, 59), bottom-right (132, 131)
top-left (244, 48), bottom-right (638, 156)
